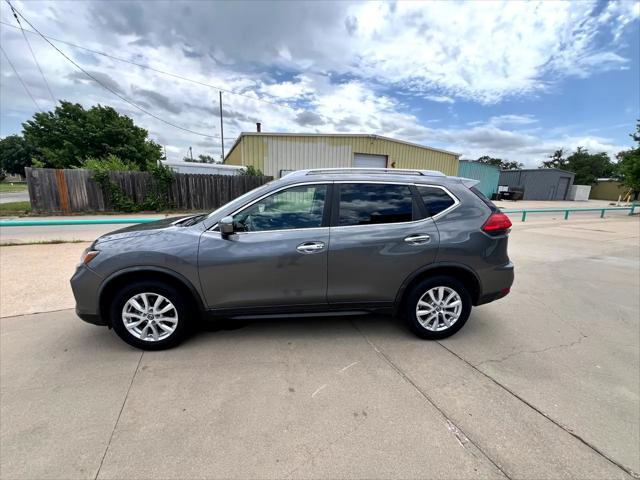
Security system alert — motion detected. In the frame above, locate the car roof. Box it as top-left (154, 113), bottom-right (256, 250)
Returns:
top-left (278, 168), bottom-right (476, 187)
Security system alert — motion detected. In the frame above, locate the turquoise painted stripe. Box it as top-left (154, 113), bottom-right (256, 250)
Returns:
top-left (0, 218), bottom-right (162, 227)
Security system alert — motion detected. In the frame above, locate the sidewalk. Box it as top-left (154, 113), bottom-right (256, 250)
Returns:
top-left (0, 213), bottom-right (182, 244)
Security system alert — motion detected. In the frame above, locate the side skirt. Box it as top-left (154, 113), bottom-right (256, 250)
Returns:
top-left (204, 302), bottom-right (393, 320)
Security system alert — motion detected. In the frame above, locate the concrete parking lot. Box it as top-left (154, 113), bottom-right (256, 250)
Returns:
top-left (1, 214), bottom-right (638, 479)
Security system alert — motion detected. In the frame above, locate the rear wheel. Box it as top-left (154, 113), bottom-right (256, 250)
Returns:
top-left (110, 280), bottom-right (190, 350)
top-left (405, 276), bottom-right (472, 340)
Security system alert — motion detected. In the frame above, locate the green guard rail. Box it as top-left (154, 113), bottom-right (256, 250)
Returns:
top-left (502, 203), bottom-right (637, 222)
top-left (0, 218), bottom-right (163, 227)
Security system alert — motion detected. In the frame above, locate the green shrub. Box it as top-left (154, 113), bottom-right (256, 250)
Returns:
top-left (241, 165), bottom-right (264, 176)
top-left (84, 155), bottom-right (173, 212)
top-left (82, 154), bottom-right (139, 172)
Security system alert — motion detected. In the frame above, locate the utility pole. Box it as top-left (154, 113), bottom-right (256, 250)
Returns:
top-left (189, 146), bottom-right (193, 161)
top-left (219, 91), bottom-right (225, 161)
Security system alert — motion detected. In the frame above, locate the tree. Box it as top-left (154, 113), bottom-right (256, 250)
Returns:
top-left (475, 155), bottom-right (522, 170)
top-left (541, 147), bottom-right (613, 184)
top-left (542, 149), bottom-right (568, 169)
top-left (0, 135), bottom-right (33, 175)
top-left (567, 148), bottom-right (614, 185)
top-left (616, 121), bottom-right (640, 200)
top-left (22, 101), bottom-right (162, 170)
top-left (183, 154), bottom-right (217, 163)
top-left (542, 147), bottom-right (614, 185)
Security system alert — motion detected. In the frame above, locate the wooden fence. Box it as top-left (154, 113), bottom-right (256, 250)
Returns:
top-left (25, 167), bottom-right (273, 213)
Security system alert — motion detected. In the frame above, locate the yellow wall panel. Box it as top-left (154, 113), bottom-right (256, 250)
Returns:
top-left (230, 134), bottom-right (459, 177)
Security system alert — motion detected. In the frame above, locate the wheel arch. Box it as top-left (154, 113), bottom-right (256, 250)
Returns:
top-left (394, 263), bottom-right (481, 316)
top-left (98, 267), bottom-right (205, 326)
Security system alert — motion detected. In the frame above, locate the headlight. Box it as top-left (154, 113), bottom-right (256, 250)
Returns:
top-left (81, 249), bottom-right (99, 265)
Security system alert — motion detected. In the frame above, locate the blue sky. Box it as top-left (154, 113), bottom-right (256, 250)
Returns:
top-left (1, 0), bottom-right (638, 166)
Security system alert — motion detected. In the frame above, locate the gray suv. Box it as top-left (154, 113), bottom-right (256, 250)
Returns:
top-left (71, 168), bottom-right (514, 350)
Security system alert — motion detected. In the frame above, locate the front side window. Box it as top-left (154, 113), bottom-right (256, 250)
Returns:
top-left (233, 184), bottom-right (327, 232)
top-left (337, 183), bottom-right (416, 226)
top-left (417, 185), bottom-right (456, 217)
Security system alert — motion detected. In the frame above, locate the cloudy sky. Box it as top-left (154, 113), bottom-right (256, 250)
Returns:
top-left (1, 0), bottom-right (638, 166)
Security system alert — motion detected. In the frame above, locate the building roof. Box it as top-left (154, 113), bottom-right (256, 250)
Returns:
top-left (500, 167), bottom-right (575, 175)
top-left (223, 132), bottom-right (461, 163)
top-left (162, 160), bottom-right (243, 170)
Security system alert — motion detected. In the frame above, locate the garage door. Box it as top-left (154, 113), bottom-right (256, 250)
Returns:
top-left (353, 153), bottom-right (388, 168)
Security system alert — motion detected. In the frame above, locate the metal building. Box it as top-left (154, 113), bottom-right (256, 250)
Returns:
top-left (499, 168), bottom-right (575, 200)
top-left (224, 133), bottom-right (460, 177)
top-left (590, 178), bottom-right (634, 201)
top-left (161, 161), bottom-right (244, 176)
top-left (457, 161), bottom-right (500, 198)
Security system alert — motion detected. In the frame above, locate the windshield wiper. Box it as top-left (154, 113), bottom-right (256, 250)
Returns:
top-left (180, 214), bottom-right (208, 227)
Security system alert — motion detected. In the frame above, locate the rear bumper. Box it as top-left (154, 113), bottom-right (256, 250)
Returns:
top-left (70, 264), bottom-right (107, 326)
top-left (476, 261), bottom-right (514, 306)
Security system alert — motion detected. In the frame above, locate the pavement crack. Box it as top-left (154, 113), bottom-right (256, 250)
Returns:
top-left (284, 420), bottom-right (364, 479)
top-left (351, 320), bottom-right (511, 480)
top-left (437, 341), bottom-right (639, 479)
top-left (93, 350), bottom-right (144, 480)
top-left (474, 334), bottom-right (588, 367)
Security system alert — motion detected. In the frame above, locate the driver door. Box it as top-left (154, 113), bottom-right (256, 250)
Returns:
top-left (198, 183), bottom-right (332, 310)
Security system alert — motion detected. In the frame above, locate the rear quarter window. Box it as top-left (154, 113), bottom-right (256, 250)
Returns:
top-left (470, 187), bottom-right (499, 212)
top-left (416, 185), bottom-right (456, 217)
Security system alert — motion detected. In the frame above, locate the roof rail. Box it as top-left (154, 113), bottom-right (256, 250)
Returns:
top-left (284, 168), bottom-right (446, 178)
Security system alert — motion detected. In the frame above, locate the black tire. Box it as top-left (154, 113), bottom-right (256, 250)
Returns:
top-left (110, 280), bottom-right (191, 350)
top-left (405, 275), bottom-right (472, 340)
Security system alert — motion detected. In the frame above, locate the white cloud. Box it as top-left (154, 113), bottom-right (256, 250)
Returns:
top-left (488, 114), bottom-right (538, 126)
top-left (424, 95), bottom-right (455, 104)
top-left (0, 0), bottom-right (636, 165)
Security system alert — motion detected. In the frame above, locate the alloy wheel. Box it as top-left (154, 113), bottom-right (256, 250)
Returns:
top-left (121, 292), bottom-right (179, 342)
top-left (415, 286), bottom-right (462, 332)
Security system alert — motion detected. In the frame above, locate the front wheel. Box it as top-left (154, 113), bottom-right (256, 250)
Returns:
top-left (405, 276), bottom-right (472, 340)
top-left (110, 281), bottom-right (191, 350)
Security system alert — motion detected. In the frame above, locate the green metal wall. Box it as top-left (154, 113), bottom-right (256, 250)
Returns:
top-left (458, 161), bottom-right (500, 198)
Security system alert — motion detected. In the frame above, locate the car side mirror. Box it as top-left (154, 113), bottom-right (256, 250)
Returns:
top-left (219, 216), bottom-right (235, 237)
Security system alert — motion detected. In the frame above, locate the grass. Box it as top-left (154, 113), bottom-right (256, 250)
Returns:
top-left (0, 183), bottom-right (28, 193)
top-left (0, 201), bottom-right (31, 215)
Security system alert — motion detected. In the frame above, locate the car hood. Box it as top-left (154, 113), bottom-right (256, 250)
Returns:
top-left (95, 216), bottom-right (192, 243)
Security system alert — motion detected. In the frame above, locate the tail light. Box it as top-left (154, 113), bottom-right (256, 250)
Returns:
top-left (482, 212), bottom-right (512, 233)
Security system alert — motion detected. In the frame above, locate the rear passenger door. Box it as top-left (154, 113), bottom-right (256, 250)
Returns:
top-left (327, 182), bottom-right (446, 305)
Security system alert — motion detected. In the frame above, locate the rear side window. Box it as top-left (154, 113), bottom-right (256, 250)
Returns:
top-left (417, 185), bottom-right (456, 217)
top-left (337, 183), bottom-right (416, 226)
top-left (470, 187), bottom-right (499, 212)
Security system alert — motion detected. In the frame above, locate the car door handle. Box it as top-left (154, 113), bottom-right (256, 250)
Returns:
top-left (404, 234), bottom-right (431, 245)
top-left (296, 241), bottom-right (326, 254)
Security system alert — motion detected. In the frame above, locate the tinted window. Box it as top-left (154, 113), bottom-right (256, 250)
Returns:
top-left (233, 184), bottom-right (327, 232)
top-left (338, 184), bottom-right (415, 226)
top-left (470, 186), bottom-right (498, 212)
top-left (417, 186), bottom-right (456, 217)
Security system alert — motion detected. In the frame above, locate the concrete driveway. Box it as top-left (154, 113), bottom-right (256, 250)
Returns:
top-left (1, 216), bottom-right (638, 479)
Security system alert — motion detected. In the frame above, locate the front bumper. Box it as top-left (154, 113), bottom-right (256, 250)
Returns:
top-left (476, 261), bottom-right (514, 305)
top-left (70, 264), bottom-right (107, 326)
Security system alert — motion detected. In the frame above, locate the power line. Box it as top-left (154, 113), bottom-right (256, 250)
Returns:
top-left (0, 44), bottom-right (42, 111)
top-left (6, 4), bottom-right (219, 139)
top-left (0, 20), bottom-right (301, 113)
top-left (7, 1), bottom-right (56, 103)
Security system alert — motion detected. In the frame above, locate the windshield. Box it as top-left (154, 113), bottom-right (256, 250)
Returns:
top-left (206, 180), bottom-right (278, 219)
